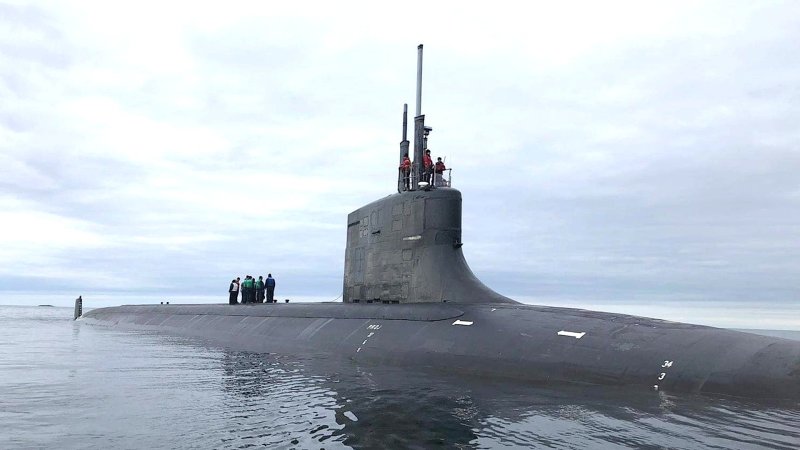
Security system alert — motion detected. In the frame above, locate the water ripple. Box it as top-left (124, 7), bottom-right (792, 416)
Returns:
top-left (1, 306), bottom-right (798, 449)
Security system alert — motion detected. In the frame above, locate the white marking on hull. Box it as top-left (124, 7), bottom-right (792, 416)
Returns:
top-left (367, 332), bottom-right (374, 338)
top-left (362, 340), bottom-right (368, 345)
top-left (557, 330), bottom-right (586, 339)
top-left (402, 235), bottom-right (422, 241)
top-left (356, 347), bottom-right (362, 352)
top-left (452, 320), bottom-right (473, 326)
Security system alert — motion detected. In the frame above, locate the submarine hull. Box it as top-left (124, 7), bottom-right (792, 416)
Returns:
top-left (78, 46), bottom-right (800, 402)
top-left (81, 302), bottom-right (800, 400)
top-left (80, 188), bottom-right (800, 400)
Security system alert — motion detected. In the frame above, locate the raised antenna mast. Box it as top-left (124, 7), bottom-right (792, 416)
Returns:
top-left (415, 44), bottom-right (423, 116)
top-left (402, 103), bottom-right (408, 142)
top-left (413, 44), bottom-right (425, 188)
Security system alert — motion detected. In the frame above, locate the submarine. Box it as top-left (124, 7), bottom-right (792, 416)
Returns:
top-left (80, 45), bottom-right (800, 401)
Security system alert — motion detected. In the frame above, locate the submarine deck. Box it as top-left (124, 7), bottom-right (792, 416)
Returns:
top-left (81, 302), bottom-right (800, 399)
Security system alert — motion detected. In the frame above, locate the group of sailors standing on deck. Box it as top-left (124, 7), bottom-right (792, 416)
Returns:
top-left (228, 274), bottom-right (276, 304)
top-left (399, 149), bottom-right (447, 191)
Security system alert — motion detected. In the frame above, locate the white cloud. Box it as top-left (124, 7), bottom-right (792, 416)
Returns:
top-left (1, 1), bottom-right (799, 323)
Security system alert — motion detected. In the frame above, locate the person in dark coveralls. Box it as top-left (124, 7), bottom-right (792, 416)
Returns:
top-left (266, 274), bottom-right (276, 303)
top-left (255, 276), bottom-right (265, 303)
top-left (228, 278), bottom-right (239, 305)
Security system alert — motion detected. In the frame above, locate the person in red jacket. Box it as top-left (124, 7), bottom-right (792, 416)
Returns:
top-left (434, 157), bottom-right (446, 186)
top-left (399, 153), bottom-right (411, 191)
top-left (422, 149), bottom-right (433, 184)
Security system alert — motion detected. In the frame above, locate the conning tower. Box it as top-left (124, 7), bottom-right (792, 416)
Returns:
top-left (342, 45), bottom-right (517, 305)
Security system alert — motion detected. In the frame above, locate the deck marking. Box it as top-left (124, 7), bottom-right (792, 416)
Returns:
top-left (491, 308), bottom-right (497, 312)
top-left (367, 332), bottom-right (374, 338)
top-left (452, 320), bottom-right (473, 326)
top-left (402, 235), bottom-right (422, 241)
top-left (362, 339), bottom-right (368, 345)
top-left (356, 347), bottom-right (362, 352)
top-left (557, 330), bottom-right (586, 339)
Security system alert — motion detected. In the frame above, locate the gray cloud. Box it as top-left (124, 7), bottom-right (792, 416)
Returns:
top-left (1, 2), bottom-right (798, 318)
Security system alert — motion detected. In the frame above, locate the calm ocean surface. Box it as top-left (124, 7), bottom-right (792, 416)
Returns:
top-left (1, 305), bottom-right (798, 450)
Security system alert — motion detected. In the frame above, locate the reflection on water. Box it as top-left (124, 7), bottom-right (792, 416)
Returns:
top-left (0, 306), bottom-right (798, 449)
top-left (324, 366), bottom-right (800, 450)
top-left (218, 352), bottom-right (346, 448)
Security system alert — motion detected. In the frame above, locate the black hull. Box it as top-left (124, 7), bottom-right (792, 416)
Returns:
top-left (81, 302), bottom-right (800, 400)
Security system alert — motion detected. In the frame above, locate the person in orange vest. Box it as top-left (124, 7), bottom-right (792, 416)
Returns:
top-left (399, 153), bottom-right (412, 191)
top-left (422, 149), bottom-right (433, 184)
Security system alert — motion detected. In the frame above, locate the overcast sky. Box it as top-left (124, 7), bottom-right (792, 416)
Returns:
top-left (2, 1), bottom-right (799, 319)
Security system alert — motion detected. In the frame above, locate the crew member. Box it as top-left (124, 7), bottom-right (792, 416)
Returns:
top-left (255, 276), bottom-right (265, 303)
top-left (434, 157), bottom-right (446, 187)
top-left (242, 275), bottom-right (254, 304)
top-left (423, 149), bottom-right (433, 184)
top-left (266, 273), bottom-right (276, 303)
top-left (228, 278), bottom-right (239, 305)
top-left (399, 153), bottom-right (411, 191)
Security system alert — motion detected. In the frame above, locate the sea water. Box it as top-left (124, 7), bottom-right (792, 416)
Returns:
top-left (1, 305), bottom-right (798, 449)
